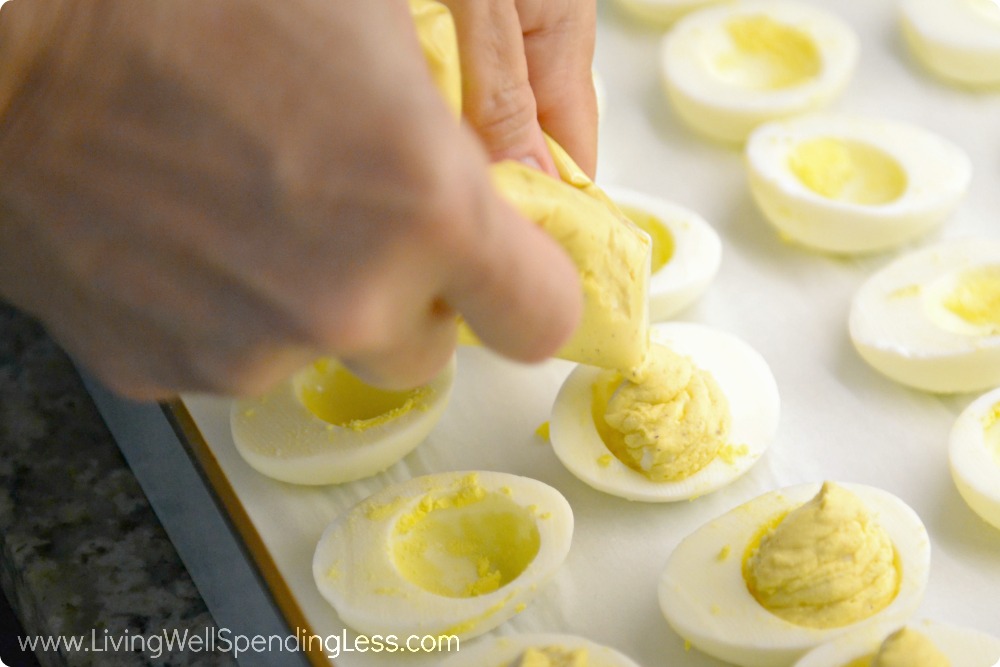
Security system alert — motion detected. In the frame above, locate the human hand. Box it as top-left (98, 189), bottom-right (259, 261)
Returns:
top-left (440, 0), bottom-right (599, 178)
top-left (0, 0), bottom-right (587, 399)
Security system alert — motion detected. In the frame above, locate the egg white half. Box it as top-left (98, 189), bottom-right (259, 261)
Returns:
top-left (440, 633), bottom-right (643, 667)
top-left (793, 618), bottom-right (1000, 667)
top-left (549, 322), bottom-right (779, 502)
top-left (849, 238), bottom-right (1000, 393)
top-left (900, 0), bottom-right (1000, 89)
top-left (659, 482), bottom-right (931, 667)
top-left (613, 0), bottom-right (729, 27)
top-left (746, 113), bottom-right (971, 254)
top-left (312, 471), bottom-right (574, 641)
top-left (660, 0), bottom-right (859, 143)
top-left (230, 357), bottom-right (455, 485)
top-left (604, 186), bottom-right (722, 321)
top-left (950, 386), bottom-right (1000, 530)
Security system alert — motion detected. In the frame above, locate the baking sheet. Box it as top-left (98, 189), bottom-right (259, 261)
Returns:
top-left (181, 1), bottom-right (1000, 664)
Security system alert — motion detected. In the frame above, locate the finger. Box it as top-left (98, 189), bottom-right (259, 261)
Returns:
top-left (439, 0), bottom-right (557, 174)
top-left (517, 0), bottom-right (599, 177)
top-left (339, 300), bottom-right (459, 391)
top-left (442, 131), bottom-right (582, 362)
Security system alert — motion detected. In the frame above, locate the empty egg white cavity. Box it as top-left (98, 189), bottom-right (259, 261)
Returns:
top-left (313, 471), bottom-right (573, 641)
top-left (746, 114), bottom-right (971, 254)
top-left (850, 239), bottom-right (1000, 393)
top-left (660, 1), bottom-right (859, 143)
top-left (230, 356), bottom-right (454, 485)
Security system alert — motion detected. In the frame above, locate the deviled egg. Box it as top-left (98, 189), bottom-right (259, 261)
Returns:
top-left (549, 322), bottom-right (779, 502)
top-left (849, 239), bottom-right (1000, 393)
top-left (230, 356), bottom-right (454, 485)
top-left (659, 482), bottom-right (931, 667)
top-left (441, 633), bottom-right (642, 667)
top-left (794, 618), bottom-right (1000, 666)
top-left (746, 114), bottom-right (971, 254)
top-left (312, 471), bottom-right (573, 641)
top-left (604, 187), bottom-right (721, 321)
top-left (900, 0), bottom-right (1000, 89)
top-left (660, 1), bottom-right (859, 143)
top-left (950, 386), bottom-right (1000, 530)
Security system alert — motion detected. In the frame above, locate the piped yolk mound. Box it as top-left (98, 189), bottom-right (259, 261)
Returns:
top-left (391, 474), bottom-right (541, 598)
top-left (596, 344), bottom-right (731, 482)
top-left (942, 265), bottom-right (1000, 333)
top-left (296, 359), bottom-right (430, 430)
top-left (868, 627), bottom-right (951, 667)
top-left (618, 204), bottom-right (675, 274)
top-left (789, 138), bottom-right (907, 206)
top-left (744, 482), bottom-right (899, 628)
top-left (718, 15), bottom-right (821, 90)
top-left (507, 646), bottom-right (589, 667)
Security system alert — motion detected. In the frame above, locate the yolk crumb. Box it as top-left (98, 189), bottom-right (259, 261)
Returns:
top-left (535, 422), bottom-right (551, 442)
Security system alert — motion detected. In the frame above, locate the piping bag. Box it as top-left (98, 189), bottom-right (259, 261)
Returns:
top-left (411, 0), bottom-right (652, 374)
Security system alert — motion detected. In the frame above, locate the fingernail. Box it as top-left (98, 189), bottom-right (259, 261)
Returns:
top-left (518, 156), bottom-right (543, 171)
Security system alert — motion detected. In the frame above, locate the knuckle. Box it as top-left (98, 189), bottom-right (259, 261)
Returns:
top-left (305, 292), bottom-right (396, 357)
top-left (469, 82), bottom-right (540, 155)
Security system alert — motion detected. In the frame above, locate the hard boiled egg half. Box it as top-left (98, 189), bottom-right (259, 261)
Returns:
top-left (230, 356), bottom-right (454, 485)
top-left (549, 322), bottom-right (779, 502)
top-left (660, 1), bottom-right (859, 144)
top-left (605, 186), bottom-right (722, 321)
top-left (850, 238), bottom-right (1000, 393)
top-left (746, 114), bottom-right (971, 254)
top-left (312, 471), bottom-right (573, 641)
top-left (441, 633), bottom-right (642, 667)
top-left (950, 386), bottom-right (1000, 530)
top-left (794, 619), bottom-right (1000, 667)
top-left (900, 0), bottom-right (1000, 89)
top-left (659, 482), bottom-right (931, 667)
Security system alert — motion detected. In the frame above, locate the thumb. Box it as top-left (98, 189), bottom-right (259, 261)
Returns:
top-left (443, 133), bottom-right (581, 362)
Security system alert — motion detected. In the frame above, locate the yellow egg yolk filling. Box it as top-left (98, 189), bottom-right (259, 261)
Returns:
top-left (593, 344), bottom-right (732, 482)
top-left (744, 482), bottom-right (900, 629)
top-left (716, 15), bottom-right (821, 90)
top-left (391, 474), bottom-right (541, 598)
top-left (844, 627), bottom-right (951, 667)
top-left (789, 138), bottom-right (907, 205)
top-left (507, 646), bottom-right (589, 667)
top-left (617, 204), bottom-right (675, 275)
top-left (941, 265), bottom-right (1000, 333)
top-left (295, 359), bottom-right (430, 430)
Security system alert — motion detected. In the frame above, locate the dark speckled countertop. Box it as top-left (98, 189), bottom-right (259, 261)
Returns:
top-left (0, 303), bottom-right (236, 666)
